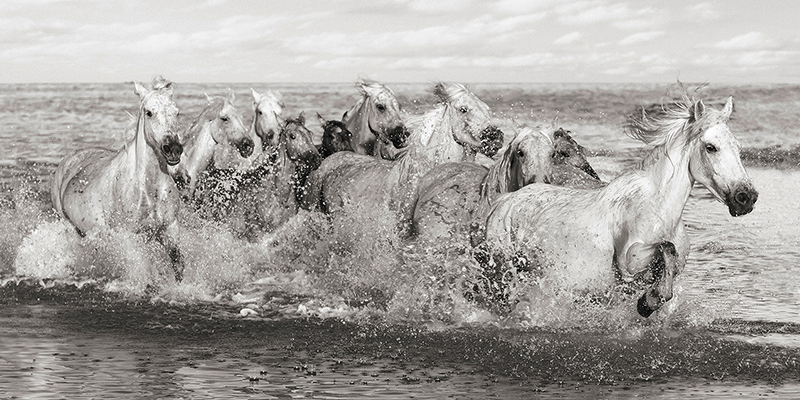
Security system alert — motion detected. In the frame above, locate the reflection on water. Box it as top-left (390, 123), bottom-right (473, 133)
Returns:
top-left (3, 303), bottom-right (800, 399)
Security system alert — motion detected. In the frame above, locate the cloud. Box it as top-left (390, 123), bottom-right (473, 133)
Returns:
top-left (619, 31), bottom-right (664, 45)
top-left (736, 50), bottom-right (792, 66)
top-left (400, 0), bottom-right (471, 12)
top-left (558, 2), bottom-right (631, 24)
top-left (686, 3), bottom-right (719, 20)
top-left (492, 0), bottom-right (564, 14)
top-left (285, 14), bottom-right (545, 57)
top-left (554, 32), bottom-right (581, 44)
top-left (715, 32), bottom-right (770, 49)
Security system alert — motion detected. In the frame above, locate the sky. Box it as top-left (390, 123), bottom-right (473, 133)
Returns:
top-left (2, 0), bottom-right (798, 83)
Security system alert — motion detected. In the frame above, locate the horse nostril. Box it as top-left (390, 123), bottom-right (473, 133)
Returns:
top-left (735, 191), bottom-right (750, 205)
top-left (239, 138), bottom-right (254, 157)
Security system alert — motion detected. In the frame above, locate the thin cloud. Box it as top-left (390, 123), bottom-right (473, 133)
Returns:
top-left (554, 32), bottom-right (581, 45)
top-left (715, 32), bottom-right (770, 49)
top-left (619, 31), bottom-right (664, 45)
top-left (558, 2), bottom-right (631, 24)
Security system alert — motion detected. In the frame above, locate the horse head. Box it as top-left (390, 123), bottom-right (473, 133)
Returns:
top-left (282, 112), bottom-right (322, 171)
top-left (505, 127), bottom-right (554, 191)
top-left (252, 88), bottom-right (285, 151)
top-left (434, 82), bottom-right (504, 158)
top-left (552, 128), bottom-right (600, 180)
top-left (317, 112), bottom-right (354, 157)
top-left (685, 97), bottom-right (758, 216)
top-left (134, 76), bottom-right (181, 166)
top-left (349, 79), bottom-right (410, 151)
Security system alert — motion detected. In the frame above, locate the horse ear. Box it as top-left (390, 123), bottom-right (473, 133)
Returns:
top-left (316, 112), bottom-right (326, 126)
top-left (133, 81), bottom-right (148, 97)
top-left (297, 111), bottom-right (306, 125)
top-left (691, 99), bottom-right (705, 122)
top-left (548, 115), bottom-right (560, 132)
top-left (342, 111), bottom-right (348, 120)
top-left (432, 83), bottom-right (448, 103)
top-left (251, 88), bottom-right (262, 103)
top-left (228, 90), bottom-right (235, 102)
top-left (721, 96), bottom-right (733, 119)
top-left (205, 93), bottom-right (213, 104)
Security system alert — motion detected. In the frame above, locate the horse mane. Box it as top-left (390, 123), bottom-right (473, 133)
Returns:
top-left (625, 82), bottom-right (727, 165)
top-left (481, 127), bottom-right (540, 198)
top-left (183, 97), bottom-right (226, 146)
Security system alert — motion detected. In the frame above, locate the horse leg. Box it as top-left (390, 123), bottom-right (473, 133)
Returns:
top-left (158, 221), bottom-right (184, 282)
top-left (636, 241), bottom-right (678, 317)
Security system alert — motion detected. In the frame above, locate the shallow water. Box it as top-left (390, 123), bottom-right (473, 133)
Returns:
top-left (2, 82), bottom-right (800, 398)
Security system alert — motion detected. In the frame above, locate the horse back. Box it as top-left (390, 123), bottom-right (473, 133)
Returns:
top-left (51, 148), bottom-right (114, 219)
top-left (412, 162), bottom-right (488, 240)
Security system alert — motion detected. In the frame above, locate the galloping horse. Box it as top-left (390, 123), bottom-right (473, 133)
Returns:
top-left (412, 127), bottom-right (557, 243)
top-left (170, 92), bottom-right (253, 199)
top-left (341, 79), bottom-right (409, 158)
top-left (303, 82), bottom-right (503, 235)
top-left (250, 88), bottom-right (285, 152)
top-left (480, 88), bottom-right (758, 317)
top-left (51, 76), bottom-right (185, 280)
top-left (195, 112), bottom-right (321, 240)
top-left (316, 112), bottom-right (354, 158)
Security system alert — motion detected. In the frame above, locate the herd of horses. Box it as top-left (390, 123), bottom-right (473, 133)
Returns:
top-left (50, 76), bottom-right (759, 318)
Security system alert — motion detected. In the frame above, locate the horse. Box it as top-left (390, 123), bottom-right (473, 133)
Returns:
top-left (51, 76), bottom-right (186, 280)
top-left (316, 112), bottom-right (354, 158)
top-left (479, 88), bottom-right (758, 318)
top-left (412, 125), bottom-right (600, 243)
top-left (303, 82), bottom-right (503, 236)
top-left (194, 112), bottom-right (321, 240)
top-left (341, 79), bottom-right (410, 158)
top-left (250, 88), bottom-right (285, 152)
top-left (169, 91), bottom-right (253, 199)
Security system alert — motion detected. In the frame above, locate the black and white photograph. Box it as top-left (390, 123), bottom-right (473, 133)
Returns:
top-left (1, 0), bottom-right (799, 398)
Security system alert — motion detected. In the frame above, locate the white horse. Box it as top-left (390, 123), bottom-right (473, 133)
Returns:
top-left (303, 82), bottom-right (502, 235)
top-left (480, 88), bottom-right (758, 317)
top-left (341, 79), bottom-right (410, 158)
top-left (249, 88), bottom-right (285, 152)
top-left (170, 91), bottom-right (253, 199)
top-left (412, 126), bottom-right (555, 243)
top-left (51, 76), bottom-right (185, 280)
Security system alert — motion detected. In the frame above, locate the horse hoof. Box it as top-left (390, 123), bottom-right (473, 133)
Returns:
top-left (637, 294), bottom-right (655, 318)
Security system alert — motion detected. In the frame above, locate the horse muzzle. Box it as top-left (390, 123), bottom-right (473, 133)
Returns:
top-left (385, 124), bottom-right (411, 149)
top-left (237, 137), bottom-right (255, 158)
top-left (161, 137), bottom-right (183, 166)
top-left (479, 126), bottom-right (504, 158)
top-left (725, 182), bottom-right (758, 217)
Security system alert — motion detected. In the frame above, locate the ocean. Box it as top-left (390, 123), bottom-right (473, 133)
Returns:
top-left (1, 81), bottom-right (800, 398)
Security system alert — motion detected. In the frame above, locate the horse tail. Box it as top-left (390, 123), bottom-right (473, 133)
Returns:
top-left (50, 152), bottom-right (84, 218)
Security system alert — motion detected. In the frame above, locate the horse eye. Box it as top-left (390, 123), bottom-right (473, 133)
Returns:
top-left (290, 133), bottom-right (296, 140)
top-left (705, 143), bottom-right (718, 153)
top-left (517, 150), bottom-right (525, 158)
top-left (376, 104), bottom-right (386, 112)
top-left (221, 116), bottom-right (229, 122)
top-left (459, 106), bottom-right (468, 114)
top-left (257, 110), bottom-right (262, 115)
top-left (146, 110), bottom-right (153, 118)
top-left (560, 150), bottom-right (571, 158)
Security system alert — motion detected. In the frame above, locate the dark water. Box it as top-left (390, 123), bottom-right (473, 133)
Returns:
top-left (2, 82), bottom-right (800, 398)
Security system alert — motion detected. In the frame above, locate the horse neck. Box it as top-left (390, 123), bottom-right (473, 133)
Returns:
top-left (125, 113), bottom-right (165, 204)
top-left (480, 157), bottom-right (509, 202)
top-left (182, 121), bottom-right (216, 181)
top-left (615, 141), bottom-right (695, 226)
top-left (421, 105), bottom-right (473, 164)
top-left (344, 98), bottom-right (373, 147)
